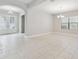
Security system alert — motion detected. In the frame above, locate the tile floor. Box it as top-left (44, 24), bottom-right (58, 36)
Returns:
top-left (0, 33), bottom-right (78, 59)
top-left (23, 33), bottom-right (78, 59)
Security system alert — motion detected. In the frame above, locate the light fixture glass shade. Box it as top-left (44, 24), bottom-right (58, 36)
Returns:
top-left (8, 10), bottom-right (13, 14)
top-left (57, 15), bottom-right (64, 18)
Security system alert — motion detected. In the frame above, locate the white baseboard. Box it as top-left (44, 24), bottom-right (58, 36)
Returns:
top-left (26, 32), bottom-right (52, 38)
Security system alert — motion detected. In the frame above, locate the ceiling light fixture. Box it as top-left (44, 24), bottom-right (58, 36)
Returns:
top-left (57, 15), bottom-right (64, 18)
top-left (57, 7), bottom-right (65, 18)
top-left (8, 10), bottom-right (13, 14)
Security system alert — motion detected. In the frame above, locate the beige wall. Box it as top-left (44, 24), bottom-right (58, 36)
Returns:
top-left (53, 10), bottom-right (78, 33)
top-left (53, 15), bottom-right (61, 32)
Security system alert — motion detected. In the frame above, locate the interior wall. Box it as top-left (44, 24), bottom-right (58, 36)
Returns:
top-left (26, 8), bottom-right (53, 36)
top-left (53, 10), bottom-right (78, 33)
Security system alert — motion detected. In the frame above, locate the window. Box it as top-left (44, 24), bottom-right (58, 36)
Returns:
top-left (0, 15), bottom-right (18, 34)
top-left (69, 16), bottom-right (78, 30)
top-left (61, 16), bottom-right (78, 31)
top-left (61, 17), bottom-right (68, 29)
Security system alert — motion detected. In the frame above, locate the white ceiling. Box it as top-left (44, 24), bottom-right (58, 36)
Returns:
top-left (18, 0), bottom-right (78, 14)
top-left (16, 0), bottom-right (33, 3)
top-left (0, 0), bottom-right (78, 14)
top-left (0, 5), bottom-right (25, 13)
top-left (30, 0), bottom-right (78, 14)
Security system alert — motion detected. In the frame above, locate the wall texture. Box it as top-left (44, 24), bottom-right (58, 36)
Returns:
top-left (26, 8), bottom-right (53, 36)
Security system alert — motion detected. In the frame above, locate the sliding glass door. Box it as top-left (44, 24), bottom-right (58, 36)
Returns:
top-left (0, 15), bottom-right (19, 34)
top-left (69, 16), bottom-right (78, 30)
top-left (61, 17), bottom-right (68, 29)
top-left (61, 16), bottom-right (78, 32)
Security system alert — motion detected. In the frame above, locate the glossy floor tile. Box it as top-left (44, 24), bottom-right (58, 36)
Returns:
top-left (0, 33), bottom-right (78, 59)
top-left (23, 33), bottom-right (77, 59)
